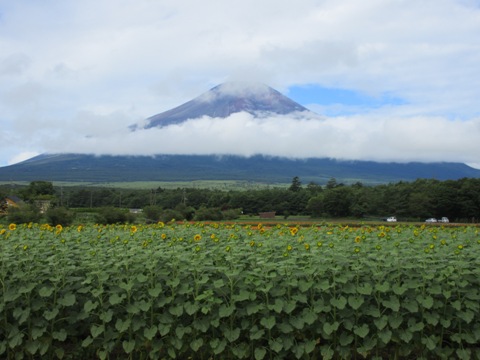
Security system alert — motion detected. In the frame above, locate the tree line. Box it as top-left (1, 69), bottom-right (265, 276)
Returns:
top-left (1, 177), bottom-right (480, 224)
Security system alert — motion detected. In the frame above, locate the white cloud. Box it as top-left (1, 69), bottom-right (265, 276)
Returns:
top-left (0, 0), bottom-right (480, 167)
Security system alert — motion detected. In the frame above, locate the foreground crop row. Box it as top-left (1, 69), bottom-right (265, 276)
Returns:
top-left (1, 222), bottom-right (480, 359)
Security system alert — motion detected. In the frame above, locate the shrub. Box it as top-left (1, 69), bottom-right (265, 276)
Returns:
top-left (45, 207), bottom-right (76, 226)
top-left (95, 207), bottom-right (133, 224)
top-left (7, 204), bottom-right (42, 224)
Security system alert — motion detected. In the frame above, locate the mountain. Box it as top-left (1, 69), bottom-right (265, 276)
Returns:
top-left (2, 81), bottom-right (480, 185)
top-left (1, 153), bottom-right (479, 184)
top-left (141, 82), bottom-right (310, 128)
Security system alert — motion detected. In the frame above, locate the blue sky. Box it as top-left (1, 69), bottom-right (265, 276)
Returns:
top-left (1, 0), bottom-right (480, 168)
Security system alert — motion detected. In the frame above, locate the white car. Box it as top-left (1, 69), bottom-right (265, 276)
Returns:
top-left (425, 218), bottom-right (437, 223)
top-left (438, 217), bottom-right (449, 223)
top-left (386, 216), bottom-right (397, 222)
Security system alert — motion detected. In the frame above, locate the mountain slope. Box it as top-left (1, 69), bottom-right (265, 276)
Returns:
top-left (1, 153), bottom-right (479, 184)
top-left (142, 82), bottom-right (310, 128)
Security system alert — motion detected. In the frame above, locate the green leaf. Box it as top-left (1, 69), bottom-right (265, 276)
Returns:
top-left (330, 296), bottom-right (347, 309)
top-left (320, 345), bottom-right (335, 360)
top-left (298, 279), bottom-right (313, 293)
top-left (43, 308), bottom-right (59, 321)
top-left (456, 348), bottom-right (472, 360)
top-left (38, 286), bottom-right (55, 297)
top-left (402, 299), bottom-right (418, 313)
top-left (399, 329), bottom-right (413, 343)
top-left (290, 316), bottom-right (305, 330)
top-left (246, 303), bottom-right (263, 315)
top-left (357, 283), bottom-right (373, 295)
top-left (354, 324), bottom-right (370, 338)
top-left (190, 338), bottom-right (203, 352)
top-left (375, 282), bottom-right (390, 293)
top-left (25, 340), bottom-right (40, 355)
top-left (392, 283), bottom-right (408, 295)
top-left (250, 326), bottom-right (265, 340)
top-left (122, 340), bottom-right (135, 354)
top-left (254, 347), bottom-right (267, 360)
top-left (119, 281), bottom-right (134, 292)
top-left (84, 300), bottom-right (98, 313)
top-left (233, 289), bottom-right (251, 302)
top-left (373, 316), bottom-right (388, 330)
top-left (99, 309), bottom-right (114, 323)
top-left (269, 338), bottom-right (283, 353)
top-left (148, 285), bottom-right (162, 297)
top-left (210, 338), bottom-right (227, 355)
top-left (213, 279), bottom-right (224, 288)
top-left (115, 318), bottom-right (131, 333)
top-left (52, 329), bottom-right (67, 341)
top-left (348, 295), bottom-right (364, 310)
top-left (302, 309), bottom-right (317, 325)
top-left (169, 304), bottom-right (184, 316)
top-left (339, 332), bottom-right (354, 346)
top-left (323, 321), bottom-right (340, 336)
top-left (224, 327), bottom-right (240, 343)
top-left (109, 293), bottom-right (125, 306)
top-left (283, 300), bottom-right (297, 314)
top-left (90, 324), bottom-right (104, 338)
top-left (389, 314), bottom-right (403, 329)
top-left (416, 295), bottom-right (434, 309)
top-left (159, 324), bottom-right (171, 336)
top-left (458, 309), bottom-right (475, 323)
top-left (184, 301), bottom-right (199, 315)
top-left (81, 336), bottom-right (93, 348)
top-left (421, 335), bottom-right (438, 351)
top-left (219, 304), bottom-right (235, 318)
top-left (378, 328), bottom-right (392, 344)
top-left (58, 293), bottom-right (76, 307)
top-left (144, 326), bottom-right (157, 340)
top-left (268, 298), bottom-right (284, 313)
top-left (382, 295), bottom-right (400, 312)
top-left (31, 327), bottom-right (46, 340)
top-left (260, 316), bottom-right (276, 330)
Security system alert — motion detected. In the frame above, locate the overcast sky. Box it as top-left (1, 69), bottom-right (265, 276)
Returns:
top-left (1, 0), bottom-right (480, 168)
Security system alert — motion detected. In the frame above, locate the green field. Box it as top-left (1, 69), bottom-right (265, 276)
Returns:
top-left (1, 222), bottom-right (479, 359)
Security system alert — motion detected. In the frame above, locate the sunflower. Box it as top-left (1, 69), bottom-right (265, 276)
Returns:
top-left (194, 234), bottom-right (202, 241)
top-left (56, 224), bottom-right (63, 232)
top-left (130, 225), bottom-right (137, 233)
top-left (8, 223), bottom-right (16, 231)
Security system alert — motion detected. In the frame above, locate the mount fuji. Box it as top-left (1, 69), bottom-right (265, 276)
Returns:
top-left (1, 82), bottom-right (480, 184)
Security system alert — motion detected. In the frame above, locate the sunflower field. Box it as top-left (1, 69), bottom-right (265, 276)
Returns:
top-left (1, 222), bottom-right (480, 359)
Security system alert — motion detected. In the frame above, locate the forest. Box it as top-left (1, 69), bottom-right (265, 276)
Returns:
top-left (1, 176), bottom-right (480, 224)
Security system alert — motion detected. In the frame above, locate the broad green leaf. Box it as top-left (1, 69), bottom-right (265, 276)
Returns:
top-left (99, 309), bottom-right (114, 323)
top-left (254, 347), bottom-right (267, 360)
top-left (43, 308), bottom-right (59, 321)
top-left (283, 300), bottom-right (297, 314)
top-left (250, 326), bottom-right (265, 340)
top-left (290, 316), bottom-right (305, 330)
top-left (219, 304), bottom-right (235, 318)
top-left (389, 314), bottom-right (403, 329)
top-left (458, 309), bottom-right (474, 323)
top-left (144, 326), bottom-right (157, 340)
top-left (323, 321), bottom-right (339, 336)
top-left (260, 316), bottom-right (276, 330)
top-left (148, 285), bottom-right (162, 297)
top-left (224, 327), bottom-right (240, 343)
top-left (81, 336), bottom-right (93, 348)
top-left (378, 328), bottom-right (392, 344)
top-left (339, 332), bottom-right (354, 346)
top-left (398, 329), bottom-right (413, 343)
top-left (184, 301), bottom-right (199, 315)
top-left (210, 338), bottom-right (227, 355)
top-left (456, 348), bottom-right (472, 360)
top-left (119, 281), bottom-right (134, 292)
top-left (190, 338), bottom-right (203, 352)
top-left (38, 286), bottom-right (55, 297)
top-left (8, 332), bottom-right (23, 348)
top-left (25, 340), bottom-right (40, 355)
top-left (402, 299), bottom-right (418, 313)
top-left (298, 279), bottom-right (313, 293)
top-left (58, 293), bottom-right (76, 307)
top-left (109, 293), bottom-right (125, 306)
top-left (373, 316), bottom-right (388, 330)
top-left (90, 324), bottom-right (104, 338)
top-left (268, 338), bottom-right (283, 353)
top-left (357, 283), bottom-right (373, 295)
top-left (320, 345), bottom-right (335, 360)
top-left (375, 282), bottom-right (390, 293)
top-left (84, 300), bottom-right (98, 313)
top-left (122, 340), bottom-right (135, 354)
top-left (136, 273), bottom-right (149, 283)
top-left (159, 324), bottom-right (171, 336)
top-left (392, 283), bottom-right (408, 295)
top-left (330, 296), bottom-right (347, 310)
top-left (169, 304), bottom-right (184, 317)
top-left (31, 327), bottom-right (46, 340)
top-left (52, 329), bottom-right (67, 341)
top-left (382, 295), bottom-right (400, 312)
top-left (301, 309), bottom-right (317, 325)
top-left (233, 289), bottom-right (251, 302)
top-left (268, 299), bottom-right (283, 313)
top-left (115, 318), bottom-right (131, 333)
top-left (348, 295), bottom-right (364, 310)
top-left (416, 295), bottom-right (434, 309)
top-left (354, 324), bottom-right (370, 338)
top-left (421, 335), bottom-right (438, 351)
top-left (213, 279), bottom-right (224, 288)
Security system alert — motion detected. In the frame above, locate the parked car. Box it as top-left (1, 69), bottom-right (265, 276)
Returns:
top-left (438, 217), bottom-right (449, 223)
top-left (425, 218), bottom-right (437, 223)
top-left (385, 216), bottom-right (397, 222)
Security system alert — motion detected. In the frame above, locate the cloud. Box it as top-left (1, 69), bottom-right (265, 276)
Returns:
top-left (1, 0), bottom-right (480, 167)
top-left (33, 111), bottom-right (480, 166)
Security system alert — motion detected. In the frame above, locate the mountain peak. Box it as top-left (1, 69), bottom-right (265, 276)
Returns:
top-left (142, 82), bottom-right (311, 128)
